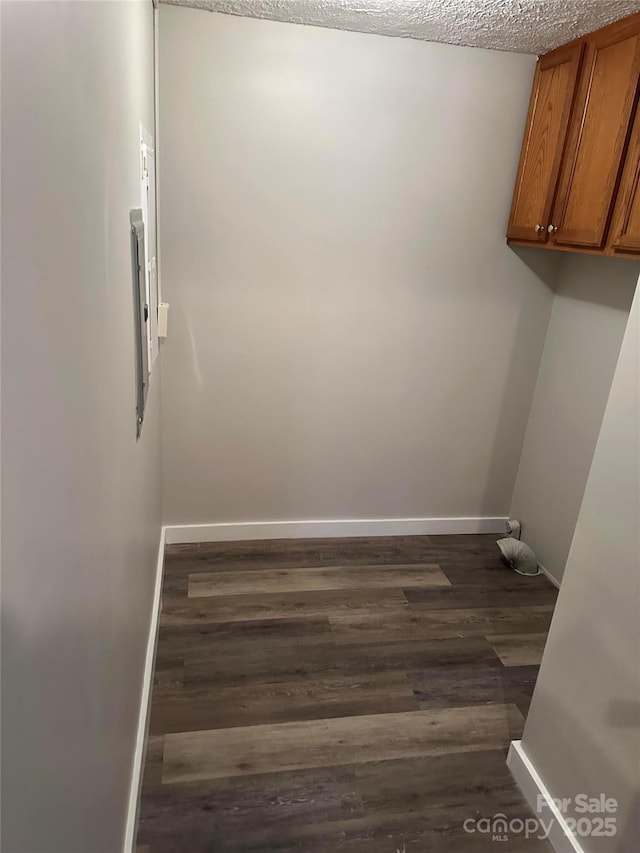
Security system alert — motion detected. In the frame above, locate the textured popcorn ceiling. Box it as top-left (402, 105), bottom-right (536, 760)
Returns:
top-left (160, 0), bottom-right (640, 54)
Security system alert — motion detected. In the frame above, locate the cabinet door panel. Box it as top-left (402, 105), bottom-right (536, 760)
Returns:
top-left (610, 105), bottom-right (640, 253)
top-left (507, 43), bottom-right (583, 243)
top-left (551, 22), bottom-right (640, 249)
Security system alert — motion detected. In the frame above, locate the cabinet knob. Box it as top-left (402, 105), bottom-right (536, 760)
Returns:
top-left (535, 224), bottom-right (545, 233)
top-left (548, 224), bottom-right (558, 234)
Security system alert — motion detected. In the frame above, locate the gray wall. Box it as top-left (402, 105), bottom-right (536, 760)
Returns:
top-left (510, 254), bottom-right (637, 583)
top-left (522, 285), bottom-right (640, 850)
top-left (1, 2), bottom-right (161, 851)
top-left (158, 6), bottom-right (559, 525)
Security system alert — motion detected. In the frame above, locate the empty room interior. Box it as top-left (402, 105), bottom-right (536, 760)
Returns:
top-left (2, 0), bottom-right (640, 851)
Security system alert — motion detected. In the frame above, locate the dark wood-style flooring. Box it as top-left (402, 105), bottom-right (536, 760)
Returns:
top-left (137, 534), bottom-right (558, 852)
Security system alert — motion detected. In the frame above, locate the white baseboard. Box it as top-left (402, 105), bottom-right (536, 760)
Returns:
top-left (123, 526), bottom-right (166, 853)
top-left (507, 740), bottom-right (583, 853)
top-left (539, 561), bottom-right (561, 589)
top-left (164, 516), bottom-right (508, 545)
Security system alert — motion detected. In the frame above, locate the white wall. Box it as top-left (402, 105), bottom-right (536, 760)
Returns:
top-left (1, 2), bottom-right (161, 851)
top-left (158, 6), bottom-right (559, 525)
top-left (510, 254), bottom-right (637, 583)
top-left (521, 285), bottom-right (640, 851)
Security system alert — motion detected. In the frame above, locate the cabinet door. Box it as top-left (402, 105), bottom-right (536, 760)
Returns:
top-left (610, 104), bottom-right (640, 253)
top-left (507, 43), bottom-right (583, 243)
top-left (550, 18), bottom-right (640, 249)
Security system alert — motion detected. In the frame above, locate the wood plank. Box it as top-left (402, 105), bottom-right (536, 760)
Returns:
top-left (151, 659), bottom-right (184, 696)
top-left (149, 671), bottom-right (419, 734)
top-left (138, 764), bottom-right (363, 851)
top-left (184, 635), bottom-right (502, 688)
top-left (329, 605), bottom-right (555, 644)
top-left (164, 542), bottom-right (326, 574)
top-left (347, 750), bottom-right (549, 843)
top-left (487, 632), bottom-right (549, 666)
top-left (408, 663), bottom-right (539, 716)
top-left (141, 735), bottom-right (164, 789)
top-left (308, 825), bottom-right (551, 852)
top-left (161, 587), bottom-right (409, 627)
top-left (440, 562), bottom-right (556, 589)
top-left (156, 617), bottom-right (333, 663)
top-left (160, 572), bottom-right (188, 600)
top-left (188, 564), bottom-right (449, 598)
top-left (161, 704), bottom-right (524, 784)
top-left (404, 582), bottom-right (557, 610)
top-left (165, 535), bottom-right (435, 573)
top-left (354, 748), bottom-right (523, 810)
top-left (426, 533), bottom-right (506, 550)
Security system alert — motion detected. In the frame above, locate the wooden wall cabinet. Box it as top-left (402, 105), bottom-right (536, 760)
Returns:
top-left (507, 43), bottom-right (584, 243)
top-left (610, 104), bottom-right (640, 253)
top-left (507, 12), bottom-right (640, 259)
